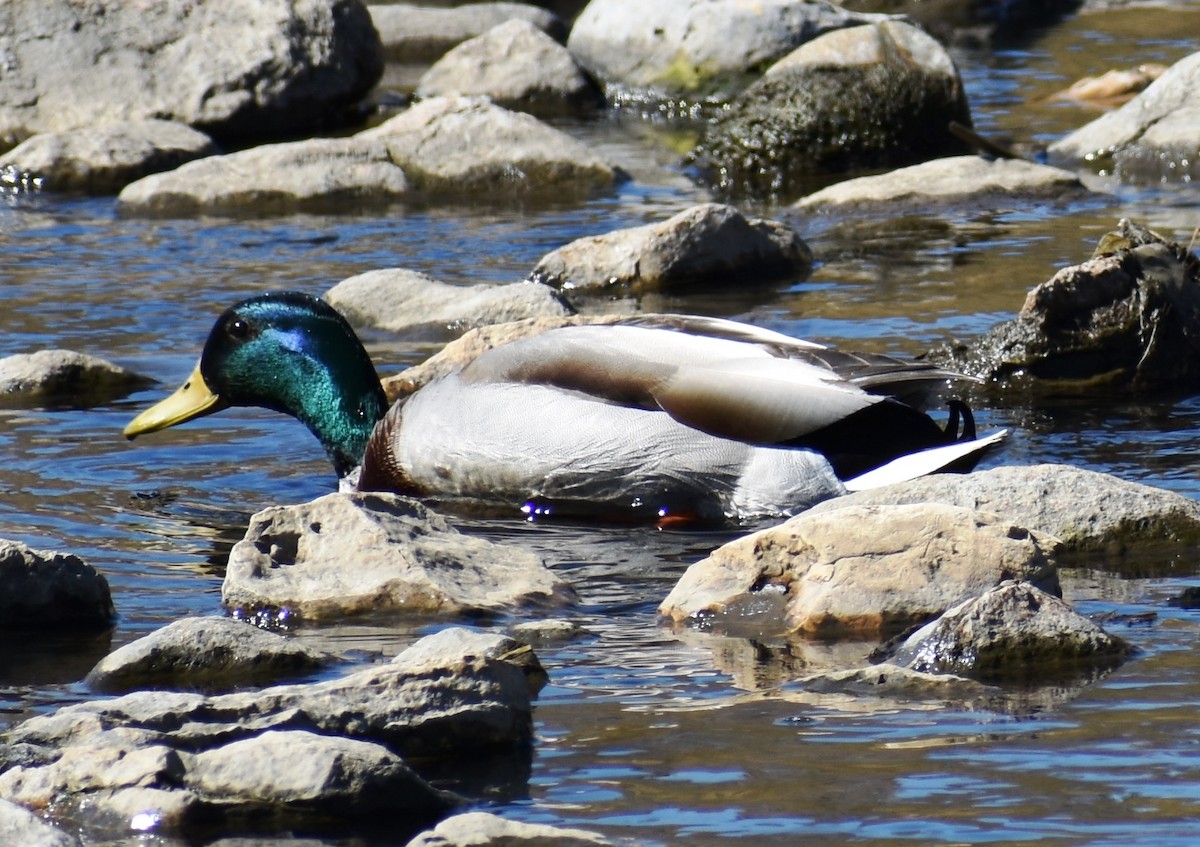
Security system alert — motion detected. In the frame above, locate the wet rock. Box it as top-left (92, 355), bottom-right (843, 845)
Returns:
top-left (85, 617), bottom-right (331, 694)
top-left (1167, 586), bottom-right (1200, 609)
top-left (0, 0), bottom-right (382, 148)
top-left (0, 628), bottom-right (536, 839)
top-left (0, 121), bottom-right (216, 195)
top-left (360, 96), bottom-right (622, 198)
top-left (0, 798), bottom-right (80, 847)
top-left (840, 0), bottom-right (1083, 46)
top-left (222, 492), bottom-right (577, 620)
top-left (794, 155), bottom-right (1087, 212)
top-left (887, 580), bottom-right (1132, 684)
top-left (566, 0), bottom-right (889, 104)
top-left (508, 618), bottom-right (587, 645)
top-left (691, 20), bottom-right (972, 199)
top-left (0, 540), bottom-right (115, 631)
top-left (1049, 51), bottom-right (1200, 183)
top-left (325, 269), bottom-right (571, 336)
top-left (406, 811), bottom-right (615, 846)
top-left (808, 464), bottom-right (1200, 557)
top-left (1050, 63), bottom-right (1166, 108)
top-left (369, 2), bottom-right (566, 62)
top-left (0, 350), bottom-right (151, 406)
top-left (795, 663), bottom-right (997, 703)
top-left (659, 503), bottom-right (1060, 638)
top-left (930, 220), bottom-right (1200, 391)
top-left (529, 203), bottom-right (812, 294)
top-left (116, 136), bottom-right (411, 216)
top-left (416, 19), bottom-right (603, 118)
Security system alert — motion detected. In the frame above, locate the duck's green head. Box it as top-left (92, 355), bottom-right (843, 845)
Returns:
top-left (124, 291), bottom-right (389, 481)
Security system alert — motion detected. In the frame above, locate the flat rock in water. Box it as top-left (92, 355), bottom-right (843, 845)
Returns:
top-left (0, 120), bottom-right (216, 195)
top-left (85, 616), bottom-right (331, 694)
top-left (690, 20), bottom-right (972, 198)
top-left (887, 580), bottom-right (1133, 684)
top-left (659, 503), bottom-right (1060, 638)
top-left (529, 203), bottom-right (812, 294)
top-left (325, 269), bottom-right (571, 336)
top-left (406, 811), bottom-right (615, 846)
top-left (222, 492), bottom-right (577, 620)
top-left (928, 221), bottom-right (1200, 391)
top-left (0, 540), bottom-right (115, 630)
top-left (566, 0), bottom-right (888, 102)
top-left (0, 349), bottom-right (151, 405)
top-left (0, 0), bottom-right (382, 147)
top-left (416, 19), bottom-right (603, 117)
top-left (794, 156), bottom-right (1088, 211)
top-left (808, 464), bottom-right (1200, 558)
top-left (1049, 51), bottom-right (1200, 184)
top-left (369, 2), bottom-right (566, 61)
top-left (0, 628), bottom-right (536, 839)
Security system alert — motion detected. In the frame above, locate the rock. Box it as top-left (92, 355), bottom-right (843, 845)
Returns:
top-left (0, 628), bottom-right (536, 839)
top-left (416, 19), bottom-right (603, 117)
top-left (794, 663), bottom-right (998, 703)
top-left (566, 0), bottom-right (889, 103)
top-left (0, 540), bottom-right (115, 630)
top-left (887, 580), bottom-right (1133, 684)
top-left (116, 136), bottom-right (411, 216)
top-left (405, 811), bottom-right (615, 847)
top-left (508, 618), bottom-right (586, 645)
top-left (807, 464), bottom-right (1200, 556)
top-left (0, 798), bottom-right (80, 847)
top-left (0, 0), bottom-right (382, 148)
top-left (930, 220), bottom-right (1200, 390)
top-left (0, 121), bottom-right (216, 195)
top-left (1051, 63), bottom-right (1166, 107)
top-left (1049, 51), bottom-right (1200, 184)
top-left (529, 203), bottom-right (813, 294)
top-left (659, 503), bottom-right (1060, 638)
top-left (119, 97), bottom-right (622, 214)
top-left (325, 269), bottom-right (572, 336)
top-left (369, 2), bottom-right (566, 62)
top-left (840, 0), bottom-right (1083, 46)
top-left (793, 155), bottom-right (1087, 212)
top-left (221, 492), bottom-right (577, 620)
top-left (84, 617), bottom-right (331, 694)
top-left (360, 96), bottom-right (622, 198)
top-left (0, 350), bottom-right (151, 406)
top-left (690, 20), bottom-right (973, 199)
top-left (1167, 586), bottom-right (1200, 609)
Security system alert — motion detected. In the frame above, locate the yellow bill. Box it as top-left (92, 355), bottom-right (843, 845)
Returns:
top-left (123, 361), bottom-right (228, 439)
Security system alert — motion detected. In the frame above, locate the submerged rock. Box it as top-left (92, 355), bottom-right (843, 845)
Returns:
top-left (0, 628), bottom-right (537, 840)
top-left (0, 350), bottom-right (151, 406)
top-left (85, 617), bottom-right (330, 694)
top-left (416, 19), bottom-right (603, 117)
top-left (0, 121), bottom-right (216, 195)
top-left (0, 0), bottom-right (382, 147)
top-left (325, 269), bottom-right (571, 336)
top-left (222, 492), bottom-right (577, 620)
top-left (369, 2), bottom-right (566, 62)
top-left (0, 540), bottom-right (115, 631)
top-left (406, 811), bottom-right (615, 846)
top-left (659, 503), bottom-right (1060, 638)
top-left (930, 220), bottom-right (1200, 391)
top-left (690, 20), bottom-right (972, 199)
top-left (1049, 51), bottom-right (1200, 184)
top-left (887, 580), bottom-right (1132, 684)
top-left (1050, 63), bottom-right (1166, 108)
top-left (529, 203), bottom-right (812, 294)
top-left (808, 464), bottom-right (1200, 558)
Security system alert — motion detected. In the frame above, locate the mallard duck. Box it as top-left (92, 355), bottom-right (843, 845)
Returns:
top-left (124, 291), bottom-right (1005, 522)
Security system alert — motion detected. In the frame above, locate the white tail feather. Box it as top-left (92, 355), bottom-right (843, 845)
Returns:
top-left (843, 430), bottom-right (1008, 491)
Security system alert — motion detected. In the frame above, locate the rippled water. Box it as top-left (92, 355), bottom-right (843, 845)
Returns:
top-left (2, 6), bottom-right (1200, 846)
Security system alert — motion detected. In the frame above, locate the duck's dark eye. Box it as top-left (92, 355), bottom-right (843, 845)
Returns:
top-left (227, 317), bottom-right (251, 340)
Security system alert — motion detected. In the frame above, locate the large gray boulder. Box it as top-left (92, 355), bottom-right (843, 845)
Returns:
top-left (416, 19), bottom-right (603, 117)
top-left (0, 349), bottom-right (151, 406)
top-left (0, 628), bottom-right (537, 839)
top-left (567, 0), bottom-right (889, 103)
top-left (1049, 50), bottom-right (1200, 184)
top-left (221, 492), bottom-right (577, 620)
top-left (809, 464), bottom-right (1200, 556)
top-left (0, 540), bottom-right (115, 630)
top-left (325, 269), bottom-right (571, 336)
top-left (659, 503), bottom-right (1060, 638)
top-left (0, 120), bottom-right (216, 194)
top-left (369, 2), bottom-right (566, 61)
top-left (0, 0), bottom-right (383, 148)
top-left (691, 20), bottom-right (972, 198)
top-left (529, 203), bottom-right (812, 294)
